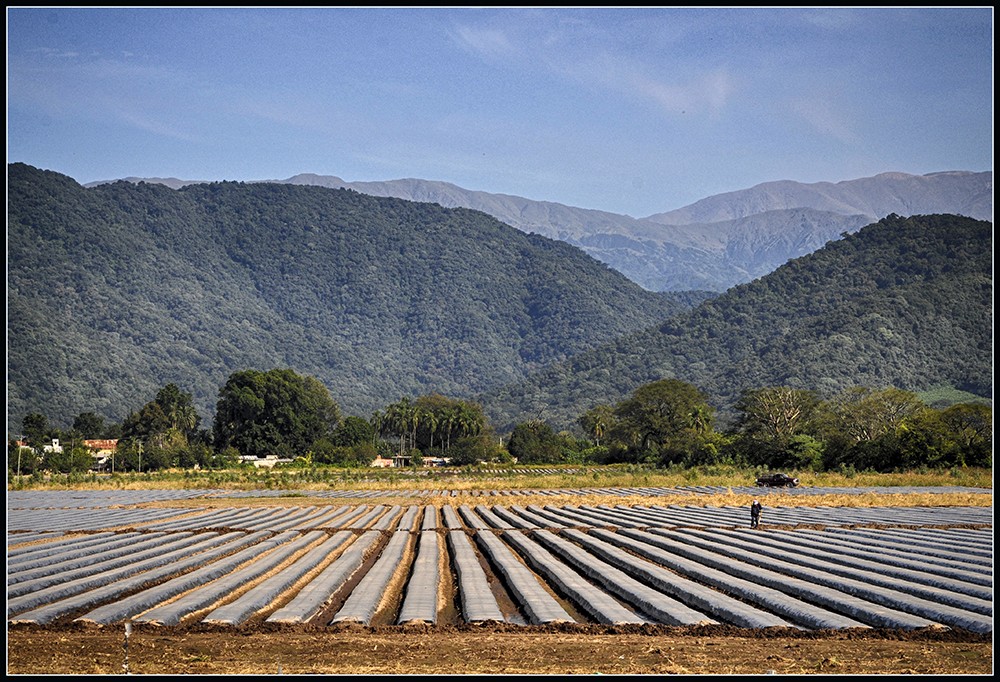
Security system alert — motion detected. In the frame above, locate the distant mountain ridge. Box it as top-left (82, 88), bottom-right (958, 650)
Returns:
top-left (644, 171), bottom-right (993, 225)
top-left (87, 170), bottom-right (992, 293)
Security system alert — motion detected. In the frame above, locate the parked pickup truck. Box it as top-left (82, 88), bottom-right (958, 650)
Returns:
top-left (755, 472), bottom-right (800, 487)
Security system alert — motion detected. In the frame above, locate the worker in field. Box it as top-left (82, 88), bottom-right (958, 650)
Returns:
top-left (750, 499), bottom-right (762, 529)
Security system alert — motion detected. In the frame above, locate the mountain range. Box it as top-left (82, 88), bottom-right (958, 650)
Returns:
top-left (8, 163), bottom-right (704, 429)
top-left (89, 170), bottom-right (992, 293)
top-left (10, 163), bottom-right (993, 435)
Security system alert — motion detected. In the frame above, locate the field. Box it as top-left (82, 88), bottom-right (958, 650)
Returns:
top-left (6, 466), bottom-right (994, 675)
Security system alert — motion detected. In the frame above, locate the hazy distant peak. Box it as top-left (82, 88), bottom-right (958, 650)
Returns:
top-left (276, 173), bottom-right (348, 187)
top-left (643, 170), bottom-right (992, 226)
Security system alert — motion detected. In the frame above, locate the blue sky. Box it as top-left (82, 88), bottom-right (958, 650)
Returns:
top-left (6, 7), bottom-right (993, 218)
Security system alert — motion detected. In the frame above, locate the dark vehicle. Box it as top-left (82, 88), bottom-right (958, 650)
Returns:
top-left (755, 472), bottom-right (799, 488)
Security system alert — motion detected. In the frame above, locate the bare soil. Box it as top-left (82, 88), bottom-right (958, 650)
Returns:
top-left (6, 622), bottom-right (992, 675)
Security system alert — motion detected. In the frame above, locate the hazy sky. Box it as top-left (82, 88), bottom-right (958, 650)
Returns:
top-left (7, 7), bottom-right (993, 217)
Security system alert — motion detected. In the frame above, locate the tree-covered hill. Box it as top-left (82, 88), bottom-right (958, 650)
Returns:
top-left (480, 213), bottom-right (993, 431)
top-left (7, 163), bottom-right (709, 429)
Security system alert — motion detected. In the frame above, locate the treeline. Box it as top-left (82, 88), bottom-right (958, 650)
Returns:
top-left (9, 369), bottom-right (990, 479)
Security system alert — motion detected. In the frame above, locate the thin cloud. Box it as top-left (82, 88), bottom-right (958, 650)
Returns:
top-left (115, 109), bottom-right (199, 142)
top-left (790, 95), bottom-right (860, 146)
top-left (800, 8), bottom-right (862, 32)
top-left (10, 52), bottom-right (201, 142)
top-left (29, 46), bottom-right (81, 59)
top-left (450, 14), bottom-right (734, 118)
top-left (559, 51), bottom-right (734, 118)
top-left (627, 66), bottom-right (733, 117)
top-left (451, 24), bottom-right (517, 61)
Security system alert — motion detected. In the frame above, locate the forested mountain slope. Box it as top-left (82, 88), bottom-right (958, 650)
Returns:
top-left (481, 213), bottom-right (993, 431)
top-left (8, 163), bottom-right (707, 428)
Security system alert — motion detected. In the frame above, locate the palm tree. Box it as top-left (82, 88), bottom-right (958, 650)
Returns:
top-left (370, 410), bottom-right (384, 447)
top-left (592, 416), bottom-right (607, 447)
top-left (580, 405), bottom-right (613, 447)
top-left (688, 404), bottom-right (712, 436)
top-left (443, 406), bottom-right (459, 451)
top-left (382, 401), bottom-right (406, 456)
top-left (422, 409), bottom-right (439, 451)
top-left (385, 397), bottom-right (420, 455)
top-left (456, 402), bottom-right (484, 440)
top-left (408, 403), bottom-right (420, 453)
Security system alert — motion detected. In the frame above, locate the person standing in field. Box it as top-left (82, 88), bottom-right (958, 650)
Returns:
top-left (750, 499), bottom-right (762, 529)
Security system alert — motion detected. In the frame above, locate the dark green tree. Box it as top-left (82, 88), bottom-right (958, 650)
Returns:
top-left (611, 379), bottom-right (715, 464)
top-left (21, 412), bottom-right (50, 448)
top-left (939, 403), bottom-right (992, 467)
top-left (155, 383), bottom-right (201, 436)
top-left (449, 432), bottom-right (509, 466)
top-left (506, 421), bottom-right (564, 464)
top-left (380, 394), bottom-right (489, 454)
top-left (413, 393), bottom-right (455, 450)
top-left (175, 442), bottom-right (214, 469)
top-left (71, 412), bottom-right (108, 439)
top-left (380, 397), bottom-right (416, 456)
top-left (213, 369), bottom-right (341, 458)
top-left (732, 386), bottom-right (822, 469)
top-left (118, 383), bottom-right (203, 470)
top-left (332, 416), bottom-right (376, 448)
top-left (121, 402), bottom-right (170, 444)
top-left (114, 437), bottom-right (172, 472)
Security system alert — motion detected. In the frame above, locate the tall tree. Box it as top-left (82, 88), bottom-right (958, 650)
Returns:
top-left (399, 394), bottom-right (488, 452)
top-left (938, 403), bottom-right (992, 467)
top-left (939, 403), bottom-right (992, 451)
top-left (119, 383), bottom-right (201, 457)
top-left (21, 412), bottom-right (50, 448)
top-left (578, 404), bottom-right (615, 447)
top-left (332, 416), bottom-right (376, 448)
top-left (612, 379), bottom-right (714, 461)
top-left (213, 369), bottom-right (340, 458)
top-left (381, 398), bottom-right (416, 456)
top-left (732, 386), bottom-right (822, 467)
top-left (506, 421), bottom-right (563, 464)
top-left (734, 387), bottom-right (819, 441)
top-left (816, 386), bottom-right (934, 472)
top-left (71, 412), bottom-right (108, 439)
top-left (456, 402), bottom-right (485, 439)
top-left (121, 402), bottom-right (170, 446)
top-left (818, 387), bottom-right (926, 443)
top-left (156, 384), bottom-right (200, 435)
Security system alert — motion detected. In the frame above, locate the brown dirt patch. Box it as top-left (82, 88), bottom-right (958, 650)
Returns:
top-left (7, 623), bottom-right (991, 675)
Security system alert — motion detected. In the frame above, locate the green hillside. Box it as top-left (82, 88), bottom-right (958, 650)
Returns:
top-left (7, 163), bottom-right (707, 429)
top-left (481, 213), bottom-right (993, 431)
